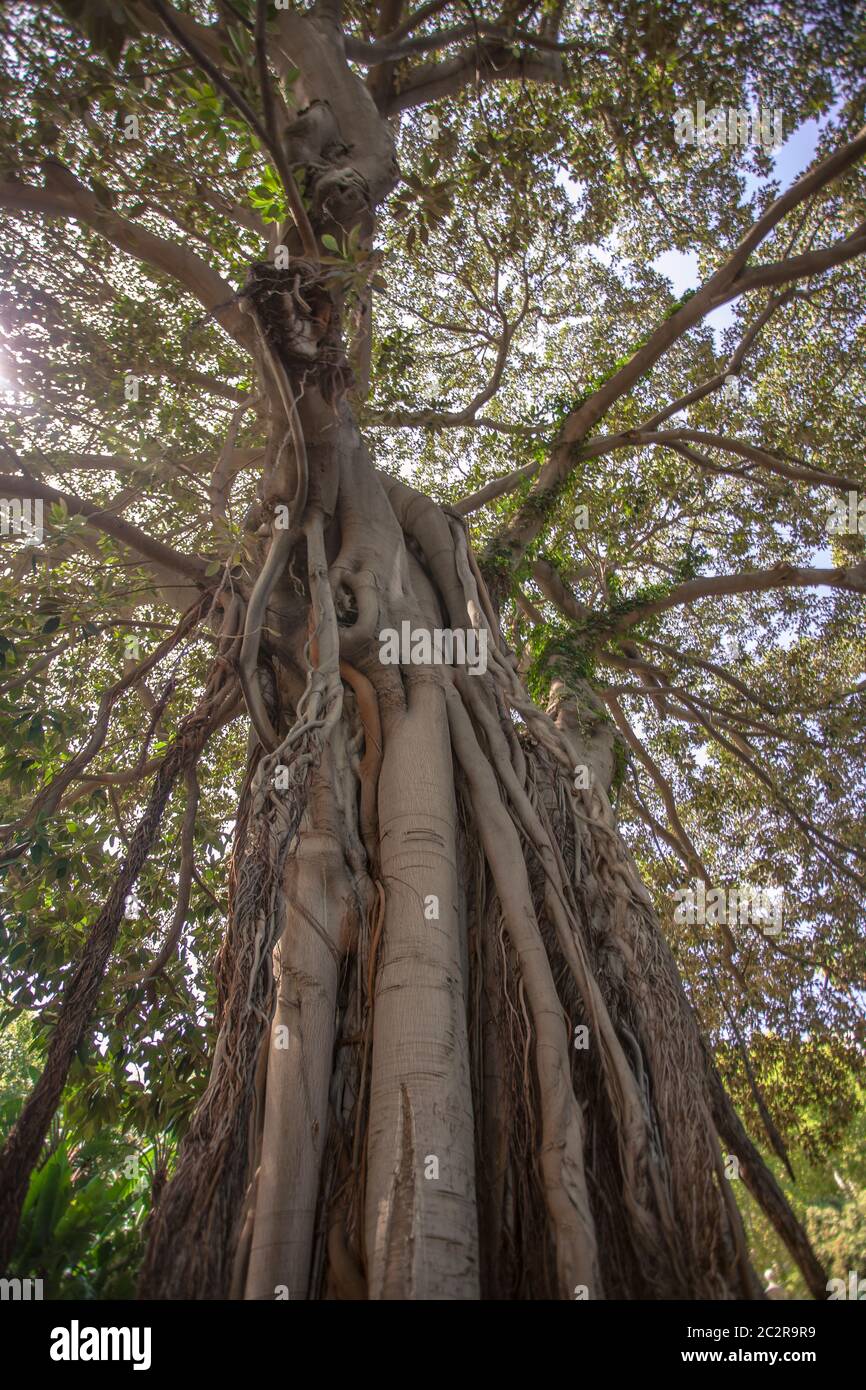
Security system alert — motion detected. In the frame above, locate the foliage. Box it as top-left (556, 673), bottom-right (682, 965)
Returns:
top-left (1, 1015), bottom-right (150, 1296)
top-left (738, 1078), bottom-right (866, 1298)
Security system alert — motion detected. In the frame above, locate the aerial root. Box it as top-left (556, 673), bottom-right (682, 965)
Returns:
top-left (446, 683), bottom-right (600, 1298)
top-left (138, 507), bottom-right (345, 1298)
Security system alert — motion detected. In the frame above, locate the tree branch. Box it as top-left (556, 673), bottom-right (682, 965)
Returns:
top-left (531, 557), bottom-right (593, 624)
top-left (639, 636), bottom-right (782, 716)
top-left (383, 41), bottom-right (565, 114)
top-left (633, 429), bottom-right (861, 493)
top-left (664, 680), bottom-right (866, 884)
top-left (604, 692), bottom-right (710, 885)
top-left (346, 21), bottom-right (586, 66)
top-left (610, 559), bottom-right (866, 632)
top-left (714, 225), bottom-right (866, 303)
top-left (637, 288), bottom-right (806, 433)
top-left (452, 460), bottom-right (539, 514)
top-left (493, 119), bottom-right (866, 562)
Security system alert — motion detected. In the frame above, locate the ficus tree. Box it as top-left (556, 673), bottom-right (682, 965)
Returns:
top-left (0, 0), bottom-right (864, 1301)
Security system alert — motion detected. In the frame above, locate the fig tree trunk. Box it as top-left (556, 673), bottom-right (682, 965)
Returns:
top-left (131, 269), bottom-right (760, 1300)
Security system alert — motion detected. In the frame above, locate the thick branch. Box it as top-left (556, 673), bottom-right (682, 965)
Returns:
top-left (452, 460), bottom-right (538, 515)
top-left (611, 559), bottom-right (866, 631)
top-left (347, 21), bottom-right (585, 66)
top-left (384, 42), bottom-right (565, 114)
top-left (531, 557), bottom-right (593, 624)
top-left (714, 226), bottom-right (866, 302)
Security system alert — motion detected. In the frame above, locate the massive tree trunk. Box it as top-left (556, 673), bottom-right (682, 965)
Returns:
top-left (135, 344), bottom-right (765, 1300)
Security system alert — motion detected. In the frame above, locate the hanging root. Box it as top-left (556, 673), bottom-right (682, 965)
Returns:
top-left (446, 684), bottom-right (600, 1297)
top-left (139, 504), bottom-right (345, 1299)
top-left (239, 524), bottom-right (297, 752)
top-left (337, 660), bottom-right (381, 864)
top-left (236, 292), bottom-right (313, 752)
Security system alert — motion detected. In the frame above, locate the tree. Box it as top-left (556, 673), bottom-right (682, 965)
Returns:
top-left (0, 0), bottom-right (863, 1300)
